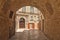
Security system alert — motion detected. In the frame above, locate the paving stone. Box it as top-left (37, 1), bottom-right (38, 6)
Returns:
top-left (9, 30), bottom-right (49, 40)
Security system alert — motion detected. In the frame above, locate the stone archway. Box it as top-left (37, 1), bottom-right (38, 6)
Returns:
top-left (8, 0), bottom-right (60, 40)
top-left (15, 6), bottom-right (44, 31)
top-left (8, 1), bottom-right (47, 40)
top-left (0, 0), bottom-right (60, 40)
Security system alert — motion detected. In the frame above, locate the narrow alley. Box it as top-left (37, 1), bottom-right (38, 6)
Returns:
top-left (0, 0), bottom-right (60, 40)
top-left (10, 30), bottom-right (49, 40)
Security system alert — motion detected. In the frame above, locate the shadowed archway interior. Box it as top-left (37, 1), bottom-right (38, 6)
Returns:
top-left (0, 0), bottom-right (60, 40)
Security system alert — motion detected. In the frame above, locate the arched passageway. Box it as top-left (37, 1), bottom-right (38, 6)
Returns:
top-left (15, 6), bottom-right (44, 32)
top-left (0, 0), bottom-right (60, 40)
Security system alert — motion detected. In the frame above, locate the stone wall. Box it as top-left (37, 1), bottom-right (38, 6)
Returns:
top-left (0, 0), bottom-right (9, 40)
top-left (9, 19), bottom-right (15, 38)
top-left (9, 0), bottom-right (60, 40)
top-left (44, 0), bottom-right (60, 40)
top-left (0, 0), bottom-right (15, 40)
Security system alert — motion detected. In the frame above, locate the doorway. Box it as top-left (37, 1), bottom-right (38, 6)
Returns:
top-left (28, 23), bottom-right (34, 29)
top-left (19, 18), bottom-right (25, 28)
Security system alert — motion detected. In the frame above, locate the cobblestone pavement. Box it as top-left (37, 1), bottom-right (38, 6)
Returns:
top-left (9, 30), bottom-right (49, 40)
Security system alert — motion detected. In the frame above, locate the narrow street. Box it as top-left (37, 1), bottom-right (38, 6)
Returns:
top-left (10, 30), bottom-right (49, 40)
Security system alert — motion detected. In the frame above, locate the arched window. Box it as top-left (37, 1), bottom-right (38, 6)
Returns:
top-left (22, 7), bottom-right (26, 12)
top-left (19, 18), bottom-right (25, 28)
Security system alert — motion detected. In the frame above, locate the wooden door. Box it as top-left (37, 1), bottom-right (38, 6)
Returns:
top-left (19, 18), bottom-right (25, 28)
top-left (28, 23), bottom-right (34, 29)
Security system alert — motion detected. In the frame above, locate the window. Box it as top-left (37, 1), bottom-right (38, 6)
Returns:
top-left (37, 16), bottom-right (40, 21)
top-left (30, 16), bottom-right (33, 21)
top-left (31, 16), bottom-right (33, 18)
top-left (22, 7), bottom-right (26, 12)
top-left (9, 11), bottom-right (13, 18)
top-left (30, 6), bottom-right (34, 13)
